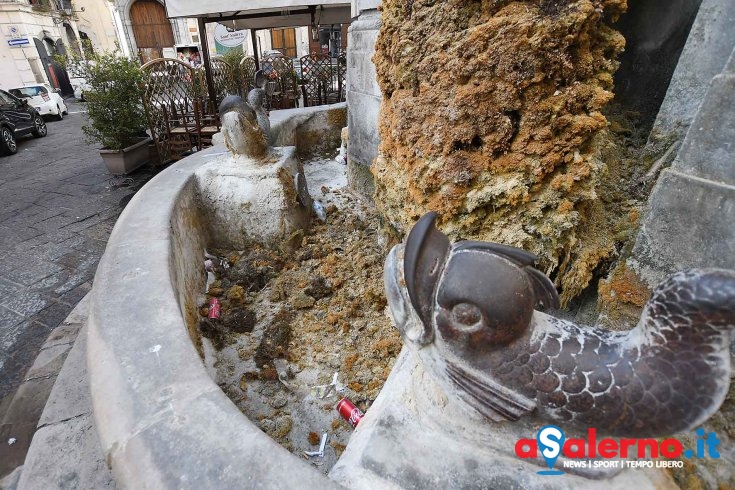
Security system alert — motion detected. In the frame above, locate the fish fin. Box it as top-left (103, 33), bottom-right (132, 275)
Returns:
top-left (446, 362), bottom-right (536, 421)
top-left (453, 241), bottom-right (538, 266)
top-left (526, 266), bottom-right (560, 309)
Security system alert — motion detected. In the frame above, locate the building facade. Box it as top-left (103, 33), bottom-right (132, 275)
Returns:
top-left (113, 0), bottom-right (193, 63)
top-left (0, 0), bottom-right (120, 92)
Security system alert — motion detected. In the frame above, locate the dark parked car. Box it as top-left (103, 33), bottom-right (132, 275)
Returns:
top-left (0, 88), bottom-right (47, 156)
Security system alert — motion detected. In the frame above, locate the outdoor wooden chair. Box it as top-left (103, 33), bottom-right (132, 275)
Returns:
top-left (191, 97), bottom-right (220, 149)
top-left (160, 103), bottom-right (195, 160)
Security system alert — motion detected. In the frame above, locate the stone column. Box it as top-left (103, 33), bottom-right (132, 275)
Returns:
top-left (346, 1), bottom-right (382, 199)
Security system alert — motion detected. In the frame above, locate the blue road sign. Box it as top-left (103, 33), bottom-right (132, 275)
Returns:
top-left (8, 38), bottom-right (30, 47)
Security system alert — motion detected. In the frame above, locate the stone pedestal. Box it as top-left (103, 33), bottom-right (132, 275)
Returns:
top-left (330, 349), bottom-right (677, 490)
top-left (346, 9), bottom-right (381, 199)
top-left (193, 146), bottom-right (311, 249)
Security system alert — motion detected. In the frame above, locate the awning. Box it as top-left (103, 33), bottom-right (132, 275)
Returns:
top-left (165, 0), bottom-right (351, 26)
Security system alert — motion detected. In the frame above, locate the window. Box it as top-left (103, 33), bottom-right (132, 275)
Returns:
top-left (9, 86), bottom-right (45, 98)
top-left (0, 90), bottom-right (18, 105)
top-left (271, 28), bottom-right (297, 58)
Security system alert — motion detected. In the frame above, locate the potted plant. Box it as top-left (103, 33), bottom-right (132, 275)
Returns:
top-left (64, 50), bottom-right (151, 174)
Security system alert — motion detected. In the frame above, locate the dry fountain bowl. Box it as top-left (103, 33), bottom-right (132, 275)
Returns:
top-left (87, 105), bottom-right (346, 488)
top-left (87, 101), bottom-right (698, 489)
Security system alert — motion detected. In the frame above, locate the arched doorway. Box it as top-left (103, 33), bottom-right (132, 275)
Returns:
top-left (33, 36), bottom-right (74, 95)
top-left (64, 23), bottom-right (82, 57)
top-left (130, 0), bottom-right (174, 63)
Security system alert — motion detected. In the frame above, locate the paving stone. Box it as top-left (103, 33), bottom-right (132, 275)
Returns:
top-left (32, 242), bottom-right (76, 262)
top-left (57, 215), bottom-right (104, 234)
top-left (30, 301), bottom-right (74, 330)
top-left (0, 260), bottom-right (63, 288)
top-left (54, 234), bottom-right (86, 249)
top-left (0, 280), bottom-right (22, 297)
top-left (70, 238), bottom-right (108, 256)
top-left (78, 222), bottom-right (115, 242)
top-left (55, 251), bottom-right (96, 271)
top-left (28, 215), bottom-right (80, 233)
top-left (58, 282), bottom-right (92, 308)
top-left (10, 237), bottom-right (49, 254)
top-left (30, 270), bottom-right (69, 291)
top-left (0, 315), bottom-right (28, 351)
top-left (0, 292), bottom-right (51, 318)
top-left (0, 100), bottom-right (154, 433)
top-left (52, 271), bottom-right (91, 296)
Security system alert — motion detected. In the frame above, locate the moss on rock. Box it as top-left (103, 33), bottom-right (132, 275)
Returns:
top-left (373, 0), bottom-right (629, 305)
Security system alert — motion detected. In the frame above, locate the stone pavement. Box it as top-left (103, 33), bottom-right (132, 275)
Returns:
top-left (0, 100), bottom-right (155, 479)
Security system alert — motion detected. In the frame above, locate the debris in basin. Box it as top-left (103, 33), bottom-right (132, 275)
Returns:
top-left (310, 372), bottom-right (344, 399)
top-left (269, 392), bottom-right (288, 409)
top-left (204, 250), bottom-right (230, 271)
top-left (205, 271), bottom-right (216, 293)
top-left (198, 319), bottom-right (226, 350)
top-left (336, 398), bottom-right (364, 428)
top-left (273, 359), bottom-right (294, 390)
top-left (222, 307), bottom-right (256, 333)
top-left (207, 298), bottom-right (221, 319)
top-left (312, 200), bottom-right (327, 222)
top-left (194, 159), bottom-right (400, 473)
top-left (308, 431), bottom-right (321, 445)
top-left (304, 433), bottom-right (328, 458)
top-left (254, 308), bottom-right (292, 367)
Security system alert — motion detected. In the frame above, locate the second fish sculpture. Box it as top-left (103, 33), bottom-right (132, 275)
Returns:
top-left (384, 212), bottom-right (735, 437)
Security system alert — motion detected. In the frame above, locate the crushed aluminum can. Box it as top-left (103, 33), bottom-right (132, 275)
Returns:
top-left (208, 297), bottom-right (221, 319)
top-left (336, 397), bottom-right (364, 428)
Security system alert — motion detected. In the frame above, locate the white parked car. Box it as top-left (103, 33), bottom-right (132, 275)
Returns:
top-left (8, 83), bottom-right (68, 120)
top-left (68, 60), bottom-right (93, 101)
top-left (72, 80), bottom-right (87, 101)
top-left (70, 76), bottom-right (90, 101)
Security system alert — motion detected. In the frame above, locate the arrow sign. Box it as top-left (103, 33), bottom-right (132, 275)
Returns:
top-left (8, 38), bottom-right (30, 47)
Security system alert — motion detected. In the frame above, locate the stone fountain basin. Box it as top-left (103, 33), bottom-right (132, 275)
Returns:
top-left (87, 105), bottom-right (345, 488)
top-left (85, 102), bottom-right (674, 489)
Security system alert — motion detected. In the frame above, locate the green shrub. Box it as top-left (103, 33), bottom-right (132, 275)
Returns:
top-left (63, 50), bottom-right (147, 151)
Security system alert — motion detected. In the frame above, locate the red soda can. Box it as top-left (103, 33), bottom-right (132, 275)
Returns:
top-left (208, 297), bottom-right (221, 319)
top-left (336, 398), bottom-right (364, 428)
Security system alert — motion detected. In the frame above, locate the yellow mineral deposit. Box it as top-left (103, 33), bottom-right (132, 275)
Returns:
top-left (373, 0), bottom-right (630, 305)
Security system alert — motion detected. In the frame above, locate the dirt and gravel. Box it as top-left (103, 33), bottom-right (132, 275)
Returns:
top-left (196, 159), bottom-right (401, 473)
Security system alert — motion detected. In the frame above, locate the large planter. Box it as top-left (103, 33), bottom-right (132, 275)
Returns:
top-left (99, 137), bottom-right (152, 175)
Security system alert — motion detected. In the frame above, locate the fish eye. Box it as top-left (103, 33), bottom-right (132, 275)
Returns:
top-left (451, 302), bottom-right (483, 330)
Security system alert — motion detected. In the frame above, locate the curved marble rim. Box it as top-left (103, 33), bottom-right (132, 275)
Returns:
top-left (87, 105), bottom-right (346, 488)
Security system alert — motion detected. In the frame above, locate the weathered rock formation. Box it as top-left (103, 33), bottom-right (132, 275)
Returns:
top-left (373, 0), bottom-right (628, 305)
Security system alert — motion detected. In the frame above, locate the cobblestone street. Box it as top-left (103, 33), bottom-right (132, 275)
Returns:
top-left (0, 100), bottom-right (154, 408)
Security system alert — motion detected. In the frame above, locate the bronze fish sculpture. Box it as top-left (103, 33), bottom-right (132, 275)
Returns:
top-left (218, 95), bottom-right (267, 159)
top-left (384, 212), bottom-right (735, 437)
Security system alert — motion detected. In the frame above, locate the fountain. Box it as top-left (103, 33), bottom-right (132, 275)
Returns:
top-left (86, 86), bottom-right (735, 487)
